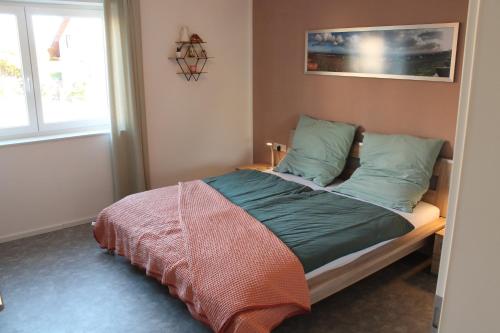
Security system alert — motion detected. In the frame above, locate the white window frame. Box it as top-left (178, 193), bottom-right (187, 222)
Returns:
top-left (0, 1), bottom-right (109, 142)
top-left (0, 4), bottom-right (38, 137)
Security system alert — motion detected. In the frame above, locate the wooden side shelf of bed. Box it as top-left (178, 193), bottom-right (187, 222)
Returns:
top-left (308, 217), bottom-right (446, 303)
top-left (236, 163), bottom-right (272, 172)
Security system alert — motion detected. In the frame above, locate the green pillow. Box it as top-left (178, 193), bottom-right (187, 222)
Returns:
top-left (334, 133), bottom-right (444, 212)
top-left (274, 115), bottom-right (356, 186)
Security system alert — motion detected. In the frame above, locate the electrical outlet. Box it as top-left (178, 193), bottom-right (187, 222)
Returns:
top-left (273, 143), bottom-right (287, 152)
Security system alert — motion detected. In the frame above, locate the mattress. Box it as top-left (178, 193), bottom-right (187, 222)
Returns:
top-left (265, 170), bottom-right (440, 280)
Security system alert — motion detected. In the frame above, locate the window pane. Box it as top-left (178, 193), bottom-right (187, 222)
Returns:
top-left (31, 14), bottom-right (109, 125)
top-left (0, 14), bottom-right (30, 129)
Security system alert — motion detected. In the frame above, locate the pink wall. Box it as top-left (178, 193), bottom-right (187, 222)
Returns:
top-left (253, 0), bottom-right (469, 162)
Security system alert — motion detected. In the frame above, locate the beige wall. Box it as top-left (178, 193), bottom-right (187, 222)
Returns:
top-left (139, 0), bottom-right (253, 187)
top-left (0, 134), bottom-right (114, 242)
top-left (253, 0), bottom-right (468, 162)
top-left (438, 0), bottom-right (500, 332)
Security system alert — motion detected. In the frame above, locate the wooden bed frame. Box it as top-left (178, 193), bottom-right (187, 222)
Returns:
top-left (275, 133), bottom-right (452, 304)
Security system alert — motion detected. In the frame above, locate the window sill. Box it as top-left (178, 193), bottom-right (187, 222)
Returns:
top-left (0, 128), bottom-right (111, 148)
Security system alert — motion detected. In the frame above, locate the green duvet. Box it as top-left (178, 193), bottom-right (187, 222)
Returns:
top-left (204, 170), bottom-right (414, 273)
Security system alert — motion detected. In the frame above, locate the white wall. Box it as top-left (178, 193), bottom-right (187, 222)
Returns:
top-left (438, 0), bottom-right (500, 332)
top-left (0, 134), bottom-right (114, 242)
top-left (139, 0), bottom-right (253, 187)
top-left (0, 0), bottom-right (252, 241)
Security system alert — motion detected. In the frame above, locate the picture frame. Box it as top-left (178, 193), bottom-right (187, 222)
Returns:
top-left (305, 23), bottom-right (459, 82)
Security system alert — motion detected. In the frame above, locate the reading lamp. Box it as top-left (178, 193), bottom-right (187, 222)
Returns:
top-left (266, 142), bottom-right (274, 167)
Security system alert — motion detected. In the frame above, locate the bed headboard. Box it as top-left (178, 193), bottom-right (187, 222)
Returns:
top-left (275, 130), bottom-right (452, 217)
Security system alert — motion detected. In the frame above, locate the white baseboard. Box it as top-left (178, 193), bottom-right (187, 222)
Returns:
top-left (0, 216), bottom-right (96, 244)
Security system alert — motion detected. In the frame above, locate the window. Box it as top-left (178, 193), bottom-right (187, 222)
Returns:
top-left (0, 3), bottom-right (109, 141)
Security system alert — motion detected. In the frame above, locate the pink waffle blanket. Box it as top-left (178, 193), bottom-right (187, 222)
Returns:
top-left (93, 180), bottom-right (310, 332)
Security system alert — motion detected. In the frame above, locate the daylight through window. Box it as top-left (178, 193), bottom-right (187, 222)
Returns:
top-left (0, 3), bottom-right (109, 140)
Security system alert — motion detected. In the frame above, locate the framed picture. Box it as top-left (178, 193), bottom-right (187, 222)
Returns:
top-left (305, 23), bottom-right (459, 82)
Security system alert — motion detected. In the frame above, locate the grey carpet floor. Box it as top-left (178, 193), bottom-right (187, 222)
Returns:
top-left (0, 224), bottom-right (436, 333)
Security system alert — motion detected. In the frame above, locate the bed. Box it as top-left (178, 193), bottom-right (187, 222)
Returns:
top-left (93, 134), bottom-right (451, 332)
top-left (272, 137), bottom-right (451, 303)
